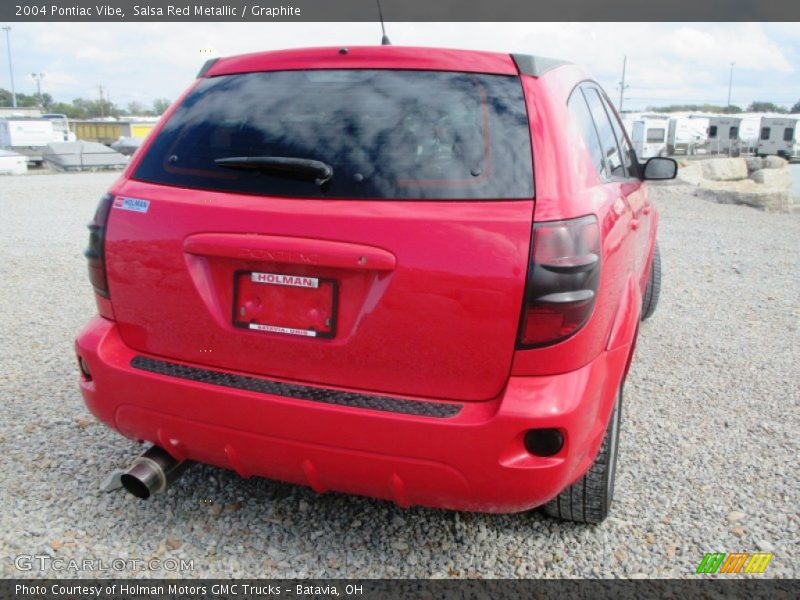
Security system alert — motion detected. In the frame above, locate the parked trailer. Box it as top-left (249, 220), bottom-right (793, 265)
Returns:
top-left (667, 115), bottom-right (709, 155)
top-left (0, 118), bottom-right (65, 165)
top-left (737, 114), bottom-right (763, 155)
top-left (707, 116), bottom-right (742, 156)
top-left (69, 120), bottom-right (156, 145)
top-left (625, 114), bottom-right (670, 160)
top-left (755, 117), bottom-right (799, 159)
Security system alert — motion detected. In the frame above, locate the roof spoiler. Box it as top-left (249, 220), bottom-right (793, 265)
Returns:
top-left (197, 57), bottom-right (220, 78)
top-left (511, 54), bottom-right (571, 77)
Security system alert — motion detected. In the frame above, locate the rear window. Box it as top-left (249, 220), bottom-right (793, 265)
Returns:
top-left (134, 70), bottom-right (533, 200)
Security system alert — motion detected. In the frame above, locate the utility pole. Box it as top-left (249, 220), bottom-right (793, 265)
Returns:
top-left (726, 62), bottom-right (735, 109)
top-left (618, 55), bottom-right (629, 112)
top-left (2, 26), bottom-right (17, 108)
top-left (98, 85), bottom-right (105, 118)
top-left (31, 73), bottom-right (45, 107)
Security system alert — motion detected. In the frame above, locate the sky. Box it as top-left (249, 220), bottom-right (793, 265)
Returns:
top-left (1, 22), bottom-right (798, 112)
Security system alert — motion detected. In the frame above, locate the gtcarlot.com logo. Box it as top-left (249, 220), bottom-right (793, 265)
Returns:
top-left (696, 552), bottom-right (773, 574)
top-left (15, 555), bottom-right (194, 572)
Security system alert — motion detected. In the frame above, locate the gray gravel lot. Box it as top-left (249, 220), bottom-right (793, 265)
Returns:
top-left (0, 172), bottom-right (797, 578)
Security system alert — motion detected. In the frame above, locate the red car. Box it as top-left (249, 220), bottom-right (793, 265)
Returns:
top-left (76, 46), bottom-right (674, 522)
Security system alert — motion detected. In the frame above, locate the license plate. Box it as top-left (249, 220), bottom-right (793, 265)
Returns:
top-left (233, 271), bottom-right (337, 338)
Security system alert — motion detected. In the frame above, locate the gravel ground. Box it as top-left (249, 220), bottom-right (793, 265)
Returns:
top-left (0, 172), bottom-right (797, 579)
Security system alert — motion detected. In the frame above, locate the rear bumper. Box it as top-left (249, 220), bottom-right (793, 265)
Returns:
top-left (76, 316), bottom-right (629, 513)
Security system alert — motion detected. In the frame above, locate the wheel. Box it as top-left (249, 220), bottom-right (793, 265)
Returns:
top-left (641, 242), bottom-right (661, 321)
top-left (542, 386), bottom-right (623, 524)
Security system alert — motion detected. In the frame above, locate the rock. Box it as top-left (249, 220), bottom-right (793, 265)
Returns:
top-left (762, 155), bottom-right (787, 169)
top-left (694, 186), bottom-right (792, 213)
top-left (391, 541), bottom-right (409, 552)
top-left (166, 538), bottom-right (182, 550)
top-left (100, 469), bottom-right (124, 493)
top-left (700, 158), bottom-right (748, 181)
top-left (749, 168), bottom-right (792, 188)
top-left (726, 510), bottom-right (747, 522)
top-left (744, 156), bottom-right (763, 172)
top-left (756, 540), bottom-right (774, 552)
top-left (676, 162), bottom-right (704, 186)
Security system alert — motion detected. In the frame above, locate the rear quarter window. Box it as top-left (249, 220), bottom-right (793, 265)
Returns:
top-left (133, 70), bottom-right (534, 200)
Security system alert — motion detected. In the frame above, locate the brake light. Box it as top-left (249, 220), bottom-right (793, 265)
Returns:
top-left (517, 215), bottom-right (601, 347)
top-left (85, 193), bottom-right (114, 298)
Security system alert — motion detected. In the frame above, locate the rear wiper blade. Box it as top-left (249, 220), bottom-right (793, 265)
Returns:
top-left (214, 156), bottom-right (333, 185)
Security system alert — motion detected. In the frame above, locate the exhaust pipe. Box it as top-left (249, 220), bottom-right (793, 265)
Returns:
top-left (120, 445), bottom-right (188, 499)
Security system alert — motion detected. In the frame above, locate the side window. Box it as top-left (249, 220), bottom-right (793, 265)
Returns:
top-left (597, 91), bottom-right (638, 177)
top-left (568, 90), bottom-right (607, 179)
top-left (582, 87), bottom-right (628, 179)
top-left (729, 126), bottom-right (739, 140)
top-left (708, 125), bottom-right (718, 138)
top-left (647, 128), bottom-right (666, 143)
top-left (761, 127), bottom-right (771, 140)
top-left (784, 128), bottom-right (794, 142)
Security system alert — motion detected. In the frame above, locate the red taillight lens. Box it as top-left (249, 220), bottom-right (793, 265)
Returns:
top-left (517, 215), bottom-right (601, 348)
top-left (85, 193), bottom-right (114, 298)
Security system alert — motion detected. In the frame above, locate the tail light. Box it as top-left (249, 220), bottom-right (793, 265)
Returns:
top-left (517, 214), bottom-right (601, 347)
top-left (85, 193), bottom-right (114, 298)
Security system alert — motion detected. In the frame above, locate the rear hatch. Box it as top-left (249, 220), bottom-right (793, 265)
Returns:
top-left (106, 67), bottom-right (534, 402)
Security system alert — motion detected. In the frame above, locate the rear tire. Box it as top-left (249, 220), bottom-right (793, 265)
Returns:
top-left (641, 242), bottom-right (661, 321)
top-left (542, 387), bottom-right (622, 524)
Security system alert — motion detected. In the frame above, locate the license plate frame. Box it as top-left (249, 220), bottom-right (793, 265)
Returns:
top-left (232, 270), bottom-right (338, 339)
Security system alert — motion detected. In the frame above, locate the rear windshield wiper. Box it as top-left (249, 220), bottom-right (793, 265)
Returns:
top-left (215, 156), bottom-right (333, 186)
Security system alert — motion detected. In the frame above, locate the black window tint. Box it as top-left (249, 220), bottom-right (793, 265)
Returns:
top-left (583, 88), bottom-right (627, 179)
top-left (709, 125), bottom-right (718, 138)
top-left (729, 126), bottom-right (739, 139)
top-left (596, 90), bottom-right (637, 177)
top-left (784, 127), bottom-right (794, 142)
top-left (568, 90), bottom-right (606, 179)
top-left (761, 127), bottom-right (771, 140)
top-left (133, 70), bottom-right (533, 200)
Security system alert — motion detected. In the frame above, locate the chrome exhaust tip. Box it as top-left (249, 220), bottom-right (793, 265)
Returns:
top-left (120, 446), bottom-right (188, 499)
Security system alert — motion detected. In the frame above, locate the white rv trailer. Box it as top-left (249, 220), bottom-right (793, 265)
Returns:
top-left (755, 116), bottom-right (799, 159)
top-left (706, 116), bottom-right (742, 156)
top-left (667, 115), bottom-right (710, 155)
top-left (0, 118), bottom-right (66, 165)
top-left (624, 114), bottom-right (670, 159)
top-left (737, 114), bottom-right (763, 154)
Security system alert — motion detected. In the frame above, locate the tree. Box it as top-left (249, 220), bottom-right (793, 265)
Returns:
top-left (127, 101), bottom-right (147, 116)
top-left (152, 98), bottom-right (171, 115)
top-left (646, 104), bottom-right (742, 114)
top-left (0, 88), bottom-right (41, 108)
top-left (747, 101), bottom-right (787, 113)
top-left (791, 100), bottom-right (800, 113)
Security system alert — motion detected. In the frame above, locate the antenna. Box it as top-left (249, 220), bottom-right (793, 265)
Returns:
top-left (376, 0), bottom-right (391, 45)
